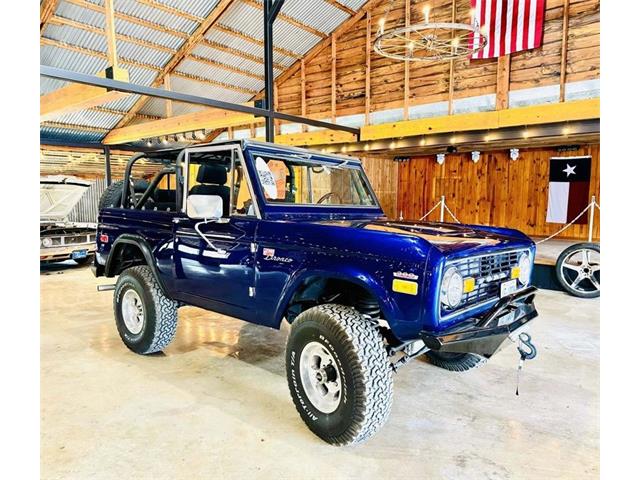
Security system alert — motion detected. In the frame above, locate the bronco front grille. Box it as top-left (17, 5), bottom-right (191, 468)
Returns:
top-left (440, 249), bottom-right (524, 318)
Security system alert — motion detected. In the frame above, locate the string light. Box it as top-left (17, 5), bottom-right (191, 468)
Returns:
top-left (408, 41), bottom-right (415, 55)
top-left (452, 37), bottom-right (459, 52)
top-left (364, 143), bottom-right (370, 151)
top-left (145, 139), bottom-right (152, 147)
top-left (341, 145), bottom-right (347, 153)
top-left (562, 125), bottom-right (571, 136)
top-left (390, 141), bottom-right (396, 149)
top-left (161, 137), bottom-right (168, 145)
top-left (378, 18), bottom-right (385, 34)
top-left (420, 137), bottom-right (426, 146)
top-left (522, 128), bottom-right (530, 139)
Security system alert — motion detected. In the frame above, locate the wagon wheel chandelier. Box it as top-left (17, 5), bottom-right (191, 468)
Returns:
top-left (373, 1), bottom-right (487, 62)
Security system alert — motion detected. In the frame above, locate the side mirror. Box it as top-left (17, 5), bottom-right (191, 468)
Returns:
top-left (186, 195), bottom-right (223, 220)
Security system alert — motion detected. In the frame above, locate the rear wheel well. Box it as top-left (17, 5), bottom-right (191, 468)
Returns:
top-left (284, 276), bottom-right (382, 324)
top-left (107, 243), bottom-right (147, 277)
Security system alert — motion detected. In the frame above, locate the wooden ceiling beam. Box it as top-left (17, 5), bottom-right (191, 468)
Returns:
top-left (48, 15), bottom-right (177, 54)
top-left (323, 0), bottom-right (356, 16)
top-left (210, 24), bottom-right (302, 59)
top-left (40, 0), bottom-right (59, 32)
top-left (40, 70), bottom-right (129, 122)
top-left (170, 71), bottom-right (257, 95)
top-left (40, 37), bottom-right (161, 72)
top-left (201, 38), bottom-right (287, 71)
top-left (64, 0), bottom-right (189, 39)
top-left (241, 0), bottom-right (327, 39)
top-left (274, 0), bottom-right (387, 87)
top-left (102, 108), bottom-right (258, 145)
top-left (114, 0), bottom-right (236, 128)
top-left (187, 54), bottom-right (263, 81)
top-left (136, 0), bottom-right (205, 24)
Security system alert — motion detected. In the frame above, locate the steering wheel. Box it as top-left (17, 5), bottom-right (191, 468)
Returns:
top-left (316, 192), bottom-right (342, 204)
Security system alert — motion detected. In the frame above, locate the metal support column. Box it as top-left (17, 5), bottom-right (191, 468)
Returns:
top-left (264, 0), bottom-right (285, 143)
top-left (104, 145), bottom-right (112, 185)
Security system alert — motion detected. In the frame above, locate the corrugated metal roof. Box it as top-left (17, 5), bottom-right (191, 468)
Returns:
top-left (154, 0), bottom-right (222, 19)
top-left (52, 109), bottom-right (123, 129)
top-left (175, 58), bottom-right (264, 92)
top-left (40, 125), bottom-right (106, 143)
top-left (88, 0), bottom-right (199, 34)
top-left (40, 0), bottom-right (365, 145)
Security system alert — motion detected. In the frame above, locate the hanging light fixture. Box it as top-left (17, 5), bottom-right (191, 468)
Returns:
top-left (436, 153), bottom-right (446, 165)
top-left (510, 148), bottom-right (520, 161)
top-left (471, 151), bottom-right (481, 163)
top-left (374, 1), bottom-right (487, 62)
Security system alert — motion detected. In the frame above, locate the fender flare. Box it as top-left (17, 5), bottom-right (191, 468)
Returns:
top-left (105, 234), bottom-right (170, 296)
top-left (273, 267), bottom-right (396, 325)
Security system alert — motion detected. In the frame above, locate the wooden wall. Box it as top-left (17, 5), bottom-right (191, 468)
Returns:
top-left (397, 143), bottom-right (599, 240)
top-left (361, 155), bottom-right (398, 218)
top-left (275, 0), bottom-right (599, 122)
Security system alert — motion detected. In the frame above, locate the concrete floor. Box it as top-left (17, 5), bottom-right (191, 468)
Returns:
top-left (41, 262), bottom-right (599, 479)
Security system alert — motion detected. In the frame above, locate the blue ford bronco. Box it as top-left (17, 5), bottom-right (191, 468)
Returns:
top-left (93, 139), bottom-right (538, 446)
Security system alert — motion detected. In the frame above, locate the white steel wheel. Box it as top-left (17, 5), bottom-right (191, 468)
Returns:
top-left (121, 288), bottom-right (145, 335)
top-left (299, 341), bottom-right (343, 414)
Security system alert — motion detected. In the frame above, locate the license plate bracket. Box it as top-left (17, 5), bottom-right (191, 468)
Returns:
top-left (500, 279), bottom-right (518, 298)
top-left (72, 249), bottom-right (88, 259)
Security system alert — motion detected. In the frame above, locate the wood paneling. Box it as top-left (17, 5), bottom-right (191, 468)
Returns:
top-left (275, 0), bottom-right (599, 120)
top-left (361, 155), bottom-right (398, 219)
top-left (397, 144), bottom-right (599, 240)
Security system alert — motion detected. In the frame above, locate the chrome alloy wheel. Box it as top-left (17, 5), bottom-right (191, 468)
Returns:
top-left (560, 248), bottom-right (600, 294)
top-left (299, 341), bottom-right (343, 414)
top-left (121, 289), bottom-right (145, 335)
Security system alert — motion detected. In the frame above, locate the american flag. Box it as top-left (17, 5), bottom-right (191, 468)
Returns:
top-left (470, 0), bottom-right (546, 59)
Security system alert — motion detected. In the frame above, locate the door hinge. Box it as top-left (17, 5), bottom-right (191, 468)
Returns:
top-left (249, 287), bottom-right (256, 297)
top-left (250, 242), bottom-right (258, 253)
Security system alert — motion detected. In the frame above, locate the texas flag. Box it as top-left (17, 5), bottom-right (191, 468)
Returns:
top-left (546, 156), bottom-right (592, 224)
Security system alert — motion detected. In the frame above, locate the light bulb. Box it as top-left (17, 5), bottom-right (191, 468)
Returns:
top-left (423, 5), bottom-right (430, 23)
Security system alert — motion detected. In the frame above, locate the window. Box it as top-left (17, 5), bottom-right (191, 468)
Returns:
top-left (252, 155), bottom-right (377, 207)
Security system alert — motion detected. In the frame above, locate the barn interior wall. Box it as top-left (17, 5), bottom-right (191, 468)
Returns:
top-left (396, 143), bottom-right (600, 240)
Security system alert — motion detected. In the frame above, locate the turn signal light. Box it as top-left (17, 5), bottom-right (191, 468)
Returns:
top-left (463, 277), bottom-right (476, 293)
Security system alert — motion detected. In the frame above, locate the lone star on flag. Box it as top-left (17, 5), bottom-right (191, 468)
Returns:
top-left (563, 164), bottom-right (577, 177)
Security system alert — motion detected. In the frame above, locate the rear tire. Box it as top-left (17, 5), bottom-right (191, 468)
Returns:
top-left (98, 179), bottom-right (149, 209)
top-left (286, 304), bottom-right (393, 446)
top-left (424, 351), bottom-right (485, 372)
top-left (113, 265), bottom-right (178, 354)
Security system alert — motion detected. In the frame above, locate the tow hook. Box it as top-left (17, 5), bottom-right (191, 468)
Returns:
top-left (515, 332), bottom-right (537, 395)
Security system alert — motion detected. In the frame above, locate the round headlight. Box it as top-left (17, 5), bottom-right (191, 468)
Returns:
top-left (441, 266), bottom-right (464, 309)
top-left (42, 237), bottom-right (53, 248)
top-left (518, 252), bottom-right (532, 285)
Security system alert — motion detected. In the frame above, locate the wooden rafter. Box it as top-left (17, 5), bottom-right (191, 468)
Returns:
top-left (136, 0), bottom-right (204, 24)
top-left (64, 0), bottom-right (190, 40)
top-left (323, 0), bottom-right (355, 16)
top-left (365, 10), bottom-right (371, 125)
top-left (210, 24), bottom-right (301, 59)
top-left (274, 0), bottom-right (387, 87)
top-left (202, 38), bottom-right (286, 71)
top-left (40, 37), bottom-right (161, 72)
top-left (102, 108), bottom-right (257, 145)
top-left (187, 54), bottom-right (263, 81)
top-left (559, 0), bottom-right (570, 102)
top-left (241, 0), bottom-right (327, 39)
top-left (114, 0), bottom-right (236, 129)
top-left (48, 15), bottom-right (177, 54)
top-left (104, 0), bottom-right (118, 67)
top-left (40, 0), bottom-right (59, 32)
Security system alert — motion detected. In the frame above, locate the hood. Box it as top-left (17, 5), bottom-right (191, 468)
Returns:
top-left (40, 176), bottom-right (91, 222)
top-left (310, 218), bottom-right (532, 256)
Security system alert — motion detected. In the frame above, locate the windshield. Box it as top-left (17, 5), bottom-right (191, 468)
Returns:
top-left (250, 154), bottom-right (377, 207)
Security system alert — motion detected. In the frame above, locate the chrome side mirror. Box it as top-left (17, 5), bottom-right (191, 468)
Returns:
top-left (186, 194), bottom-right (223, 220)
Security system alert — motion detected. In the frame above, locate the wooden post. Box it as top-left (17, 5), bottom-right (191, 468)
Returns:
top-left (164, 76), bottom-right (172, 118)
top-left (301, 59), bottom-right (307, 132)
top-left (588, 195), bottom-right (596, 242)
top-left (447, 1), bottom-right (457, 115)
top-left (403, 0), bottom-right (410, 120)
top-left (365, 10), bottom-right (372, 125)
top-left (496, 54), bottom-right (511, 110)
top-left (440, 195), bottom-right (445, 222)
top-left (331, 33), bottom-right (337, 123)
top-left (559, 0), bottom-right (570, 102)
top-left (104, 0), bottom-right (118, 68)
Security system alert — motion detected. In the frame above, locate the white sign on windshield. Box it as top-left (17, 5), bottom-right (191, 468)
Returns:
top-left (255, 156), bottom-right (278, 199)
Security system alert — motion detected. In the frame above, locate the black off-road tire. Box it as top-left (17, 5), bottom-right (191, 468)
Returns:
top-left (555, 242), bottom-right (600, 298)
top-left (286, 304), bottom-right (393, 446)
top-left (113, 265), bottom-right (178, 354)
top-left (72, 254), bottom-right (94, 266)
top-left (424, 351), bottom-right (485, 372)
top-left (98, 179), bottom-right (149, 209)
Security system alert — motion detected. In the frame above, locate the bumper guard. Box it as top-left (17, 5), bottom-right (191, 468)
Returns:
top-left (420, 286), bottom-right (538, 358)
